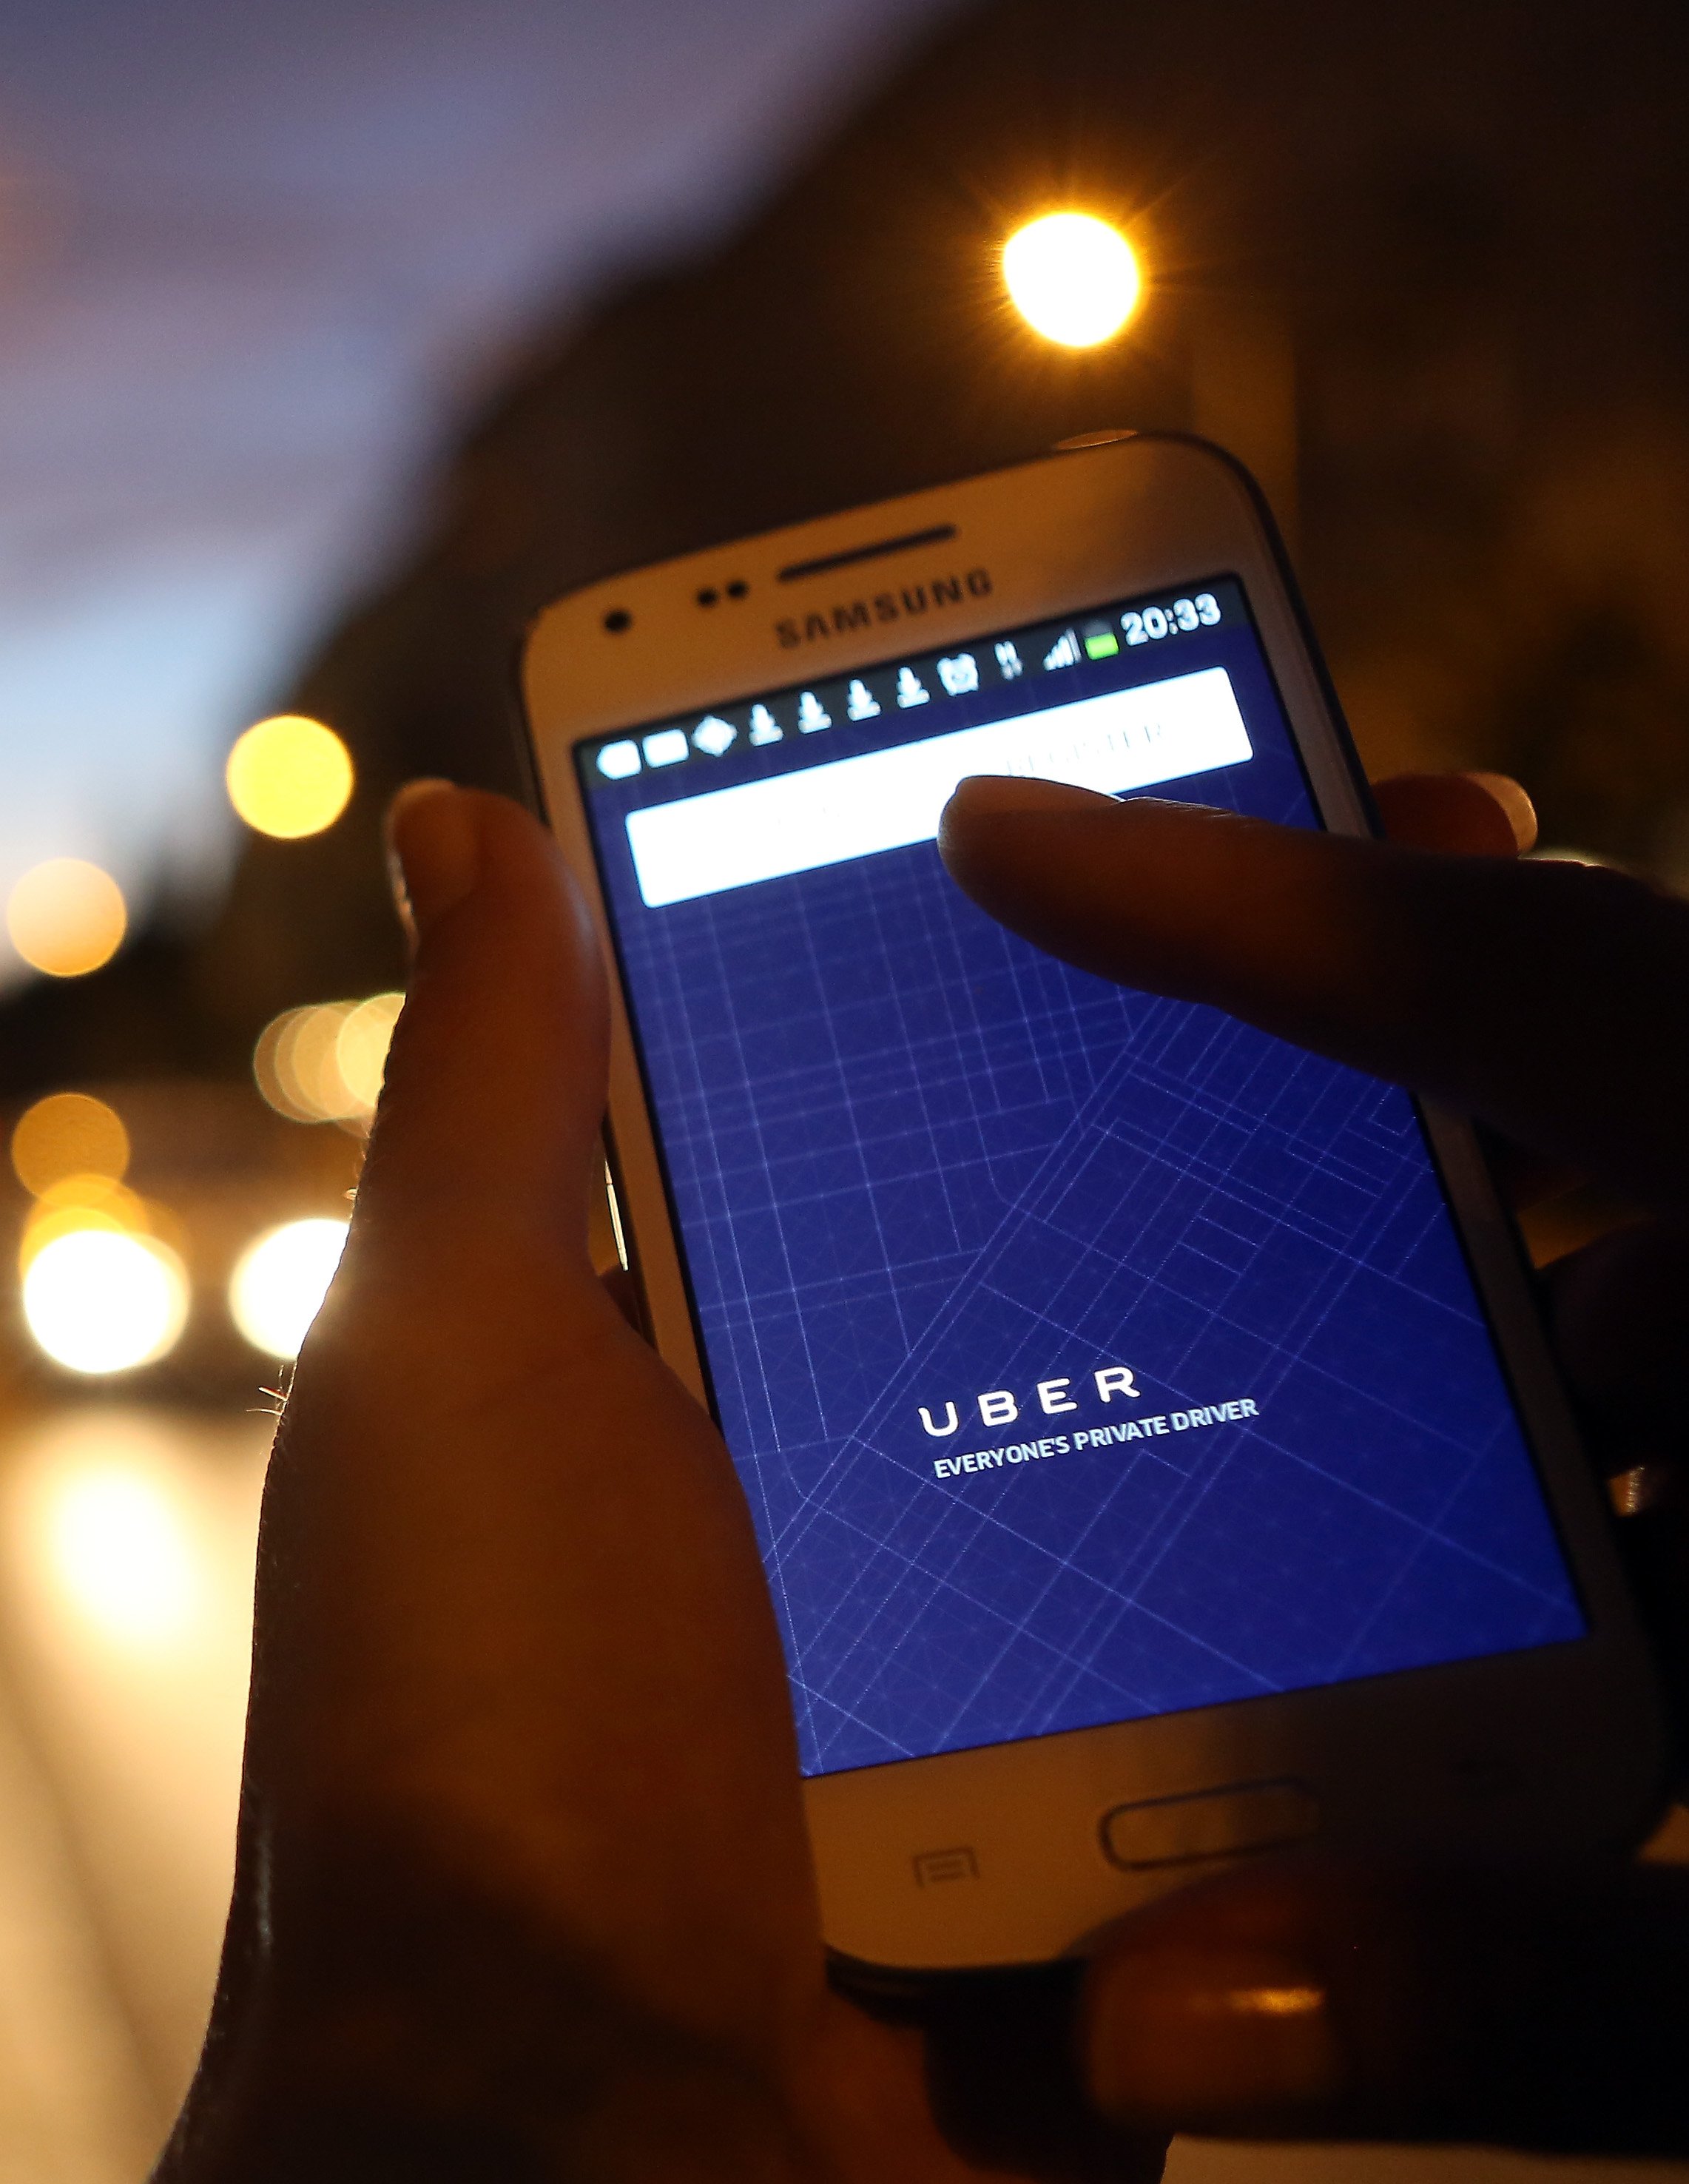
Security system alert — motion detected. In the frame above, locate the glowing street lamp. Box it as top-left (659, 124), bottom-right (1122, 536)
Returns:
top-left (1003, 212), bottom-right (1142, 348)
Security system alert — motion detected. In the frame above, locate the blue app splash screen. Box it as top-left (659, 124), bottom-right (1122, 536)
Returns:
top-left (578, 577), bottom-right (1584, 1779)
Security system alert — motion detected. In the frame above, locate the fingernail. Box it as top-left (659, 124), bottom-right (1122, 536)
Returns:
top-left (385, 780), bottom-right (478, 942)
top-left (1085, 1947), bottom-right (1342, 2126)
top-left (943, 774), bottom-right (1116, 821)
top-left (1460, 770), bottom-right (1538, 854)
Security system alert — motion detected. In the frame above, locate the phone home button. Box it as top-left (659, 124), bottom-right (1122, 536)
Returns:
top-left (1101, 1780), bottom-right (1319, 1871)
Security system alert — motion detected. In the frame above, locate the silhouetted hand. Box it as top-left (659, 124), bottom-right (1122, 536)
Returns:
top-left (155, 782), bottom-right (1141, 2184)
top-left (158, 764), bottom-right (1689, 2181)
top-left (940, 769), bottom-right (1689, 2160)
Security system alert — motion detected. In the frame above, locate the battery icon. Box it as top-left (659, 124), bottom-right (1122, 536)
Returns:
top-left (1082, 620), bottom-right (1119, 660)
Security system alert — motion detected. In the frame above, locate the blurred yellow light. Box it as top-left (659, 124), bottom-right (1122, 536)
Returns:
top-left (336, 991), bottom-right (403, 1111)
top-left (289, 1002), bottom-right (360, 1121)
top-left (22, 1228), bottom-right (189, 1374)
top-left (292, 1005), bottom-right (351, 1118)
top-left (10, 1091), bottom-right (129, 1196)
top-left (6, 858), bottom-right (127, 977)
top-left (1002, 212), bottom-right (1142, 347)
top-left (254, 993), bottom-right (400, 1127)
top-left (47, 1463), bottom-right (199, 1644)
top-left (228, 1217), bottom-right (348, 1358)
top-left (225, 715), bottom-right (354, 839)
top-left (253, 1005), bottom-right (317, 1122)
top-left (18, 1173), bottom-right (149, 1271)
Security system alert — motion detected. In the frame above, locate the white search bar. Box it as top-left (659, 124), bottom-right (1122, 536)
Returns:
top-left (625, 664), bottom-right (1252, 909)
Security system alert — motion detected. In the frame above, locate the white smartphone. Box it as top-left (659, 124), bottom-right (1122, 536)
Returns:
top-left (522, 434), bottom-right (1665, 1974)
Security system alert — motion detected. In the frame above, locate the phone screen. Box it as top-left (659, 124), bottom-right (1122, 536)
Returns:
top-left (576, 576), bottom-right (1585, 1779)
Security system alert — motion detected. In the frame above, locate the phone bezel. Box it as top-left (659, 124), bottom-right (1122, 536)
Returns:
top-left (522, 434), bottom-right (1666, 1969)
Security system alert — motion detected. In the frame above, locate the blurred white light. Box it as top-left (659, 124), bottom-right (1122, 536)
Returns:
top-left (21, 1229), bottom-right (189, 1375)
top-left (47, 1463), bottom-right (199, 1645)
top-left (1002, 212), bottom-right (1142, 347)
top-left (229, 1217), bottom-right (349, 1359)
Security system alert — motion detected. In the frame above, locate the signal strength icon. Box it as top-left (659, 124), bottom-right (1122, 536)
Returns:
top-left (1043, 630), bottom-right (1080, 670)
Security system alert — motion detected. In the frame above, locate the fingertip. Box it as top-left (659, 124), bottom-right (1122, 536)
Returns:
top-left (387, 782), bottom-right (586, 946)
top-left (1084, 1936), bottom-right (1341, 2130)
top-left (938, 775), bottom-right (1119, 875)
top-left (1462, 770), bottom-right (1539, 854)
top-left (1371, 772), bottom-right (1535, 858)
top-left (359, 785), bottom-right (608, 1241)
top-left (943, 774), bottom-right (1116, 824)
top-left (1079, 1869), bottom-right (1355, 2140)
top-left (386, 778), bottom-right (476, 941)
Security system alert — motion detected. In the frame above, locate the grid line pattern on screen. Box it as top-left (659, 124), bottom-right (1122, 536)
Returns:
top-left (593, 634), bottom-right (1582, 1778)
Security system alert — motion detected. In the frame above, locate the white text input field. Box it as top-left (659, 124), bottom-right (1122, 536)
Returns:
top-left (625, 664), bottom-right (1253, 909)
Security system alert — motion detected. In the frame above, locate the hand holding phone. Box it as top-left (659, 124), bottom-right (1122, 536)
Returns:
top-left (161, 769), bottom-right (1689, 2180)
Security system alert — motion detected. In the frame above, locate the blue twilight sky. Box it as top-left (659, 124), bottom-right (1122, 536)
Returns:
top-left (0, 0), bottom-right (961, 983)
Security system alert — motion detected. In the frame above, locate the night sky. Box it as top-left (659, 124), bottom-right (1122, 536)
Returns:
top-left (0, 0), bottom-right (959, 986)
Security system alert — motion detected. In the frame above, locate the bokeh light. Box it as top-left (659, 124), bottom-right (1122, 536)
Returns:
top-left (10, 1091), bottom-right (129, 1196)
top-left (5, 858), bottom-right (127, 977)
top-left (335, 991), bottom-right (404, 1111)
top-left (1002, 212), bottom-right (1142, 347)
top-left (254, 1003), bottom-right (334, 1122)
top-left (18, 1173), bottom-right (151, 1271)
top-left (228, 1217), bottom-right (348, 1358)
top-left (22, 1229), bottom-right (189, 1375)
top-left (225, 714), bottom-right (354, 839)
top-left (280, 1003), bottom-right (352, 1122)
top-left (46, 1462), bottom-right (200, 1645)
top-left (253, 992), bottom-right (402, 1127)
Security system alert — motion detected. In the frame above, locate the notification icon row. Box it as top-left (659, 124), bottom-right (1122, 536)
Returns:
top-left (595, 647), bottom-right (1011, 780)
top-left (589, 587), bottom-right (1224, 783)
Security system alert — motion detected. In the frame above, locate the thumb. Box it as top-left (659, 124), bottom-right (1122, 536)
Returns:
top-left (357, 780), bottom-right (608, 1267)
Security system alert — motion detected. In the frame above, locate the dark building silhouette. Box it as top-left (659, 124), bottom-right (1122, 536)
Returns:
top-left (12, 0), bottom-right (1689, 1091)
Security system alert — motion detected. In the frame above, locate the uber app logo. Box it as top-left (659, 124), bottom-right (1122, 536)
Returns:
top-left (917, 1366), bottom-right (1139, 1438)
